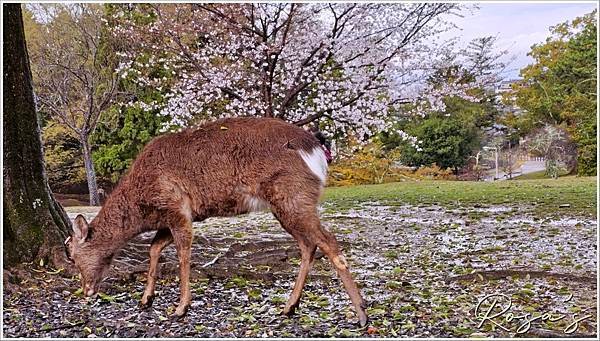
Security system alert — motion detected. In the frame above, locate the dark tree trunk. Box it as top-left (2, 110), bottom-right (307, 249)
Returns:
top-left (3, 4), bottom-right (71, 268)
top-left (80, 134), bottom-right (100, 206)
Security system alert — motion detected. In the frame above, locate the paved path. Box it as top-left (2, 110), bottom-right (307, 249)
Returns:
top-left (485, 160), bottom-right (545, 181)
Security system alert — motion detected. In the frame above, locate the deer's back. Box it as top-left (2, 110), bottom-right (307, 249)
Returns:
top-left (122, 117), bottom-right (325, 220)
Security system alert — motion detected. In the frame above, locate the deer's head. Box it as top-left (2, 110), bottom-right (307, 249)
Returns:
top-left (65, 214), bottom-right (114, 296)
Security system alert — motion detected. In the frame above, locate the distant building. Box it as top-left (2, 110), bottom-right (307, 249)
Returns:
top-left (494, 78), bottom-right (525, 116)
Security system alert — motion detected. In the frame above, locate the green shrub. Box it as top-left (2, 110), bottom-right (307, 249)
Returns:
top-left (577, 143), bottom-right (597, 176)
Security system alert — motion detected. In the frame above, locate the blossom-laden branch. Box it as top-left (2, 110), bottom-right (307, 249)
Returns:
top-left (110, 3), bottom-right (501, 139)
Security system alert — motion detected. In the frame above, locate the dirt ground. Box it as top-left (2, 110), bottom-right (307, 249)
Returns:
top-left (2, 200), bottom-right (597, 338)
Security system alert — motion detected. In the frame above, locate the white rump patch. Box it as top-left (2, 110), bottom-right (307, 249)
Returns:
top-left (244, 195), bottom-right (270, 212)
top-left (299, 147), bottom-right (328, 185)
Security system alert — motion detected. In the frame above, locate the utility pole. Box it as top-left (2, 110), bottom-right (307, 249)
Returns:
top-left (495, 148), bottom-right (499, 179)
top-left (483, 146), bottom-right (499, 180)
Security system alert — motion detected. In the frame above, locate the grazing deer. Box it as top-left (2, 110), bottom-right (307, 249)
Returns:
top-left (65, 117), bottom-right (368, 326)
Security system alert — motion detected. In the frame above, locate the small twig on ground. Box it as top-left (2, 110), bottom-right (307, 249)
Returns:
top-left (446, 269), bottom-right (596, 285)
top-left (202, 253), bottom-right (222, 268)
top-left (20, 321), bottom-right (86, 337)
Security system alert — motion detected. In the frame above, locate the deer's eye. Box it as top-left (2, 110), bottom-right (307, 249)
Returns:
top-left (64, 237), bottom-right (74, 263)
top-left (65, 249), bottom-right (74, 263)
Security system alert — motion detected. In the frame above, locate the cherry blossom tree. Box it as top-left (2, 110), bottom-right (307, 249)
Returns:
top-left (109, 3), bottom-right (483, 139)
top-left (408, 36), bottom-right (510, 117)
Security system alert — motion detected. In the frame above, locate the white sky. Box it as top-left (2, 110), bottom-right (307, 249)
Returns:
top-left (448, 1), bottom-right (598, 79)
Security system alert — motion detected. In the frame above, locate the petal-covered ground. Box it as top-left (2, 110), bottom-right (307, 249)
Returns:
top-left (3, 178), bottom-right (597, 338)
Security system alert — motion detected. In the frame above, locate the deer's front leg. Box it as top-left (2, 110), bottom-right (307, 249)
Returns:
top-left (141, 229), bottom-right (173, 308)
top-left (170, 217), bottom-right (193, 318)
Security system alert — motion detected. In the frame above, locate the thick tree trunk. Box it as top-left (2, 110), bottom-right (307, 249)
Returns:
top-left (3, 4), bottom-right (72, 268)
top-left (80, 134), bottom-right (100, 206)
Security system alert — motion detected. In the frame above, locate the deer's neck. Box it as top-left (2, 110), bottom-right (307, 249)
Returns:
top-left (87, 189), bottom-right (143, 251)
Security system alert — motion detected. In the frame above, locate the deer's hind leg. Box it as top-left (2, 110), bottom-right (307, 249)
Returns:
top-left (266, 181), bottom-right (368, 326)
top-left (140, 228), bottom-right (173, 308)
top-left (311, 222), bottom-right (368, 326)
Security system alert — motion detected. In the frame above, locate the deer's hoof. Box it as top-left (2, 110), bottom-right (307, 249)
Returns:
top-left (282, 303), bottom-right (298, 316)
top-left (358, 313), bottom-right (369, 328)
top-left (139, 295), bottom-right (155, 309)
top-left (172, 305), bottom-right (189, 320)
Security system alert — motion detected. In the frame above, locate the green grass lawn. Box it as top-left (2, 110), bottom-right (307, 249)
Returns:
top-left (513, 170), bottom-right (570, 180)
top-left (323, 176), bottom-right (597, 218)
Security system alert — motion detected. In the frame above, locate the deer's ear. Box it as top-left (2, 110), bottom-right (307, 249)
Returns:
top-left (73, 214), bottom-right (89, 243)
